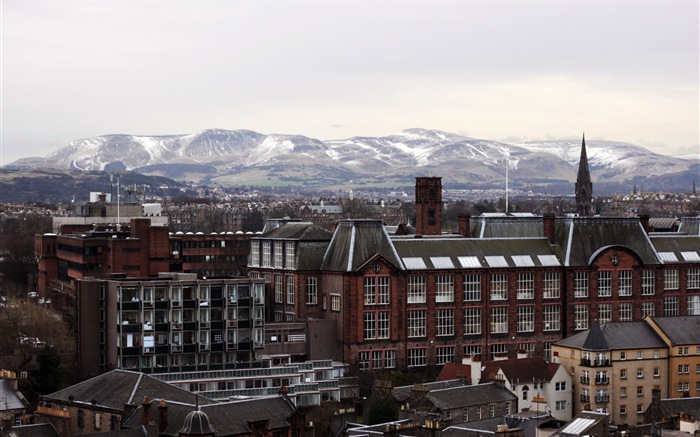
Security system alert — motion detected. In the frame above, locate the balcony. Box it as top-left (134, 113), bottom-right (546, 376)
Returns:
top-left (595, 377), bottom-right (609, 385)
top-left (580, 358), bottom-right (610, 367)
top-left (580, 395), bottom-right (590, 403)
top-left (580, 376), bottom-right (590, 384)
top-left (595, 395), bottom-right (609, 403)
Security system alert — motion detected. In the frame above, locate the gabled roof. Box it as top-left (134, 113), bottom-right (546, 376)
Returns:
top-left (655, 396), bottom-right (700, 419)
top-left (0, 379), bottom-right (27, 411)
top-left (555, 321), bottom-right (666, 351)
top-left (437, 363), bottom-right (472, 384)
top-left (322, 220), bottom-right (402, 272)
top-left (647, 316), bottom-right (700, 345)
top-left (553, 410), bottom-right (608, 437)
top-left (427, 382), bottom-right (517, 411)
top-left (43, 369), bottom-right (213, 411)
top-left (472, 216), bottom-right (545, 239)
top-left (581, 322), bottom-right (608, 351)
top-left (259, 222), bottom-right (333, 241)
top-left (649, 235), bottom-right (700, 264)
top-left (482, 358), bottom-right (562, 384)
top-left (123, 397), bottom-right (295, 437)
top-left (555, 217), bottom-right (659, 266)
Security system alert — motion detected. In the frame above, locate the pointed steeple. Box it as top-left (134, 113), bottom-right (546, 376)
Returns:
top-left (582, 320), bottom-right (608, 351)
top-left (575, 133), bottom-right (593, 216)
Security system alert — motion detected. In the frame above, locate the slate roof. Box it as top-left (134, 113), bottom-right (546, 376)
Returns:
top-left (552, 411), bottom-right (608, 437)
top-left (555, 321), bottom-right (666, 351)
top-left (0, 423), bottom-right (61, 437)
top-left (649, 235), bottom-right (700, 264)
top-left (296, 241), bottom-right (331, 270)
top-left (123, 397), bottom-right (295, 437)
top-left (581, 322), bottom-right (608, 351)
top-left (655, 397), bottom-right (700, 419)
top-left (442, 416), bottom-right (507, 436)
top-left (322, 220), bottom-right (402, 272)
top-left (648, 316), bottom-right (700, 345)
top-left (259, 222), bottom-right (333, 241)
top-left (482, 358), bottom-right (561, 384)
top-left (427, 382), bottom-right (517, 411)
top-left (0, 379), bottom-right (27, 411)
top-left (392, 237), bottom-right (560, 270)
top-left (554, 217), bottom-right (659, 266)
top-left (472, 216), bottom-right (545, 239)
top-left (437, 363), bottom-right (472, 383)
top-left (677, 217), bottom-right (700, 236)
top-left (43, 369), bottom-right (214, 411)
top-left (392, 379), bottom-right (468, 402)
top-left (82, 426), bottom-right (147, 437)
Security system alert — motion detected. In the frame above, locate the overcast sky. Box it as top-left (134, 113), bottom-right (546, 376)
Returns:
top-left (1, 1), bottom-right (698, 165)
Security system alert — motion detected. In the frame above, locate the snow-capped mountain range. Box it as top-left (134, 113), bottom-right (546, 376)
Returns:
top-left (6, 128), bottom-right (698, 193)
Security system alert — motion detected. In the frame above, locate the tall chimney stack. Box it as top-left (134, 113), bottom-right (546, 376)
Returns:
top-left (415, 177), bottom-right (442, 236)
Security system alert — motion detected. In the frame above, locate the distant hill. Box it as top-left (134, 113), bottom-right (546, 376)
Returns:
top-left (5, 128), bottom-right (698, 194)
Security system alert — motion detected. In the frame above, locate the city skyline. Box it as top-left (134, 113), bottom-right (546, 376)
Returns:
top-left (2, 1), bottom-right (698, 165)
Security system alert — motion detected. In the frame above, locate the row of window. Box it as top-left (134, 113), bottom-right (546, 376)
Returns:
top-left (251, 241), bottom-right (296, 269)
top-left (573, 296), bottom-right (700, 330)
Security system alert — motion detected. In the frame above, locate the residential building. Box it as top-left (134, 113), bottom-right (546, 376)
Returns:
top-left (644, 316), bottom-right (700, 397)
top-left (552, 321), bottom-right (668, 426)
top-left (0, 370), bottom-right (30, 428)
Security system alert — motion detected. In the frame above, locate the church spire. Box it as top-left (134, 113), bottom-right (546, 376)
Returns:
top-left (575, 133), bottom-right (593, 216)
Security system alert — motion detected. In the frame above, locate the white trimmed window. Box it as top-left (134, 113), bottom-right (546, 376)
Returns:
top-left (436, 309), bottom-right (455, 336)
top-left (274, 241), bottom-right (284, 268)
top-left (286, 275), bottom-right (295, 305)
top-left (407, 310), bottom-right (426, 338)
top-left (464, 308), bottom-right (481, 335)
top-left (618, 270), bottom-right (632, 296)
top-left (543, 271), bottom-right (560, 298)
top-left (363, 311), bottom-right (390, 340)
top-left (407, 276), bottom-right (426, 303)
top-left (491, 343), bottom-right (509, 360)
top-left (436, 346), bottom-right (455, 365)
top-left (285, 241), bottom-right (295, 268)
top-left (664, 269), bottom-right (679, 290)
top-left (575, 304), bottom-right (589, 330)
top-left (262, 241), bottom-right (271, 267)
top-left (274, 274), bottom-right (283, 303)
top-left (464, 345), bottom-right (482, 358)
top-left (306, 277), bottom-right (317, 305)
top-left (359, 349), bottom-right (396, 370)
top-left (574, 271), bottom-right (589, 298)
top-left (408, 348), bottom-right (427, 367)
top-left (642, 270), bottom-right (655, 295)
top-left (618, 302), bottom-right (632, 321)
top-left (364, 276), bottom-right (390, 305)
top-left (490, 307), bottom-right (508, 334)
top-left (687, 295), bottom-right (700, 315)
top-left (517, 305), bottom-right (535, 332)
top-left (664, 296), bottom-right (679, 316)
top-left (331, 294), bottom-right (341, 312)
top-left (642, 301), bottom-right (655, 317)
top-left (490, 273), bottom-right (508, 300)
top-left (688, 268), bottom-right (700, 289)
top-left (544, 305), bottom-right (560, 331)
top-left (599, 303), bottom-right (612, 324)
top-left (598, 271), bottom-right (612, 297)
top-left (464, 274), bottom-right (481, 301)
top-left (250, 241), bottom-right (260, 266)
top-left (517, 272), bottom-right (534, 299)
top-left (436, 275), bottom-right (455, 302)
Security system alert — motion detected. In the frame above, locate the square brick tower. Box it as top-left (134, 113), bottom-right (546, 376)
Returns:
top-left (415, 177), bottom-right (442, 236)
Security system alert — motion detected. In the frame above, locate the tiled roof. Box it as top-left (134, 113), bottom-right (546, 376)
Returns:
top-left (43, 370), bottom-right (214, 411)
top-left (555, 217), bottom-right (659, 266)
top-left (555, 322), bottom-right (666, 351)
top-left (482, 358), bottom-right (562, 384)
top-left (648, 316), bottom-right (700, 345)
top-left (427, 382), bottom-right (517, 411)
top-left (437, 364), bottom-right (472, 383)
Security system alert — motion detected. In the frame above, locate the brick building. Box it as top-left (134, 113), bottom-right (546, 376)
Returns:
top-left (247, 177), bottom-right (700, 372)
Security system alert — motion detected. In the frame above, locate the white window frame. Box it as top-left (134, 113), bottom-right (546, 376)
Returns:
top-left (543, 305), bottom-right (560, 331)
top-left (306, 277), bottom-right (318, 305)
top-left (407, 310), bottom-right (426, 338)
top-left (436, 275), bottom-right (455, 303)
top-left (543, 271), bottom-right (560, 298)
top-left (490, 273), bottom-right (508, 301)
top-left (618, 270), bottom-right (632, 297)
top-left (436, 309), bottom-right (455, 336)
top-left (517, 305), bottom-right (535, 332)
top-left (464, 307), bottom-right (481, 335)
top-left (598, 270), bottom-right (612, 297)
top-left (517, 272), bottom-right (534, 300)
top-left (574, 271), bottom-right (589, 298)
top-left (641, 270), bottom-right (655, 295)
top-left (407, 276), bottom-right (427, 304)
top-left (490, 306), bottom-right (508, 334)
top-left (664, 269), bottom-right (679, 290)
top-left (463, 274), bottom-right (481, 301)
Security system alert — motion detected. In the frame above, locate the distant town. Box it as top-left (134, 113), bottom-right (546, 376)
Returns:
top-left (0, 139), bottom-right (699, 437)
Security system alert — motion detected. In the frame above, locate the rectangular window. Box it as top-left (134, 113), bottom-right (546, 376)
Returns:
top-left (359, 349), bottom-right (396, 370)
top-left (642, 270), bottom-right (655, 295)
top-left (274, 241), bottom-right (284, 268)
top-left (688, 268), bottom-right (700, 289)
top-left (464, 345), bottom-right (482, 359)
top-left (598, 271), bottom-right (612, 297)
top-left (642, 301), bottom-right (655, 317)
top-left (407, 276), bottom-right (427, 303)
top-left (436, 309), bottom-right (455, 336)
top-left (464, 308), bottom-right (481, 335)
top-left (575, 305), bottom-right (589, 330)
top-left (618, 303), bottom-right (632, 321)
top-left (286, 275), bottom-right (295, 305)
top-left (637, 386), bottom-right (644, 397)
top-left (637, 404), bottom-right (644, 414)
top-left (464, 274), bottom-right (481, 301)
top-left (664, 296), bottom-right (679, 316)
top-left (436, 346), bottom-right (455, 365)
top-left (262, 241), bottom-right (271, 267)
top-left (517, 306), bottom-right (535, 332)
top-left (306, 277), bottom-right (318, 305)
top-left (543, 272), bottom-right (560, 298)
top-left (544, 305), bottom-right (560, 331)
top-left (363, 311), bottom-right (390, 340)
top-left (664, 269), bottom-right (679, 290)
top-left (637, 368), bottom-right (643, 378)
top-left (436, 275), bottom-right (455, 302)
top-left (408, 348), bottom-right (427, 367)
top-left (490, 307), bottom-right (508, 334)
top-left (618, 270), bottom-right (632, 296)
top-left (490, 273), bottom-right (508, 300)
top-left (599, 303), bottom-right (612, 324)
top-left (517, 272), bottom-right (534, 299)
top-left (274, 274), bottom-right (283, 303)
top-left (491, 343), bottom-right (509, 360)
top-left (331, 294), bottom-right (341, 312)
top-left (688, 295), bottom-right (700, 315)
top-left (285, 241), bottom-right (295, 268)
top-left (364, 276), bottom-right (390, 305)
top-left (407, 310), bottom-right (426, 338)
top-left (250, 241), bottom-right (260, 266)
top-left (620, 405), bottom-right (627, 415)
top-left (574, 271), bottom-right (589, 298)
top-left (555, 382), bottom-right (566, 391)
